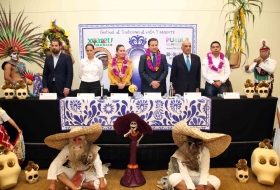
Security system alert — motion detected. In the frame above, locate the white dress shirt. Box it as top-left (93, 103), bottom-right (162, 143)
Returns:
top-left (202, 54), bottom-right (230, 84)
top-left (79, 57), bottom-right (103, 82)
top-left (245, 58), bottom-right (277, 83)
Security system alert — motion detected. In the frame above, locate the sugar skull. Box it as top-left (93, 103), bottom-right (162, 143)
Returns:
top-left (244, 79), bottom-right (254, 98)
top-left (235, 159), bottom-right (249, 183)
top-left (3, 89), bottom-right (15, 99)
top-left (251, 141), bottom-right (280, 185)
top-left (0, 144), bottom-right (21, 189)
top-left (25, 168), bottom-right (39, 184)
top-left (257, 80), bottom-right (269, 98)
top-left (24, 161), bottom-right (39, 184)
top-left (16, 88), bottom-right (28, 99)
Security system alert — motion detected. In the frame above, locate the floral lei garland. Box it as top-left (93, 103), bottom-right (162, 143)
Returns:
top-left (41, 20), bottom-right (71, 56)
top-left (146, 49), bottom-right (161, 72)
top-left (207, 52), bottom-right (225, 73)
top-left (111, 55), bottom-right (129, 78)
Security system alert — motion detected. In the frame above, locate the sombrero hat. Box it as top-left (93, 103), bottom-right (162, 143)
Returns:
top-left (44, 123), bottom-right (102, 150)
top-left (172, 121), bottom-right (231, 158)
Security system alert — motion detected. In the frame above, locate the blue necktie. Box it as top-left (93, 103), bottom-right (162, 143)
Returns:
top-left (152, 54), bottom-right (156, 66)
top-left (186, 56), bottom-right (191, 71)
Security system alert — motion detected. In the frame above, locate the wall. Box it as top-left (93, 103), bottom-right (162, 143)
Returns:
top-left (1, 0), bottom-right (279, 98)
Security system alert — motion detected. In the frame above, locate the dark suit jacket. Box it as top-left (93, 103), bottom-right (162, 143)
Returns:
top-left (42, 53), bottom-right (73, 94)
top-left (170, 53), bottom-right (201, 95)
top-left (138, 54), bottom-right (168, 95)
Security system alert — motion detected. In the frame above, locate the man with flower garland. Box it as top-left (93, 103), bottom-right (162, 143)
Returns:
top-left (245, 40), bottom-right (277, 96)
top-left (201, 41), bottom-right (230, 96)
top-left (139, 38), bottom-right (168, 96)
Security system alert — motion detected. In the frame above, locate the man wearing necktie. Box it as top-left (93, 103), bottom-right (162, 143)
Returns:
top-left (170, 41), bottom-right (201, 95)
top-left (139, 38), bottom-right (168, 96)
top-left (42, 39), bottom-right (73, 97)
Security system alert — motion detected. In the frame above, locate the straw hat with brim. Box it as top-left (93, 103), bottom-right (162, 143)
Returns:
top-left (44, 123), bottom-right (102, 150)
top-left (172, 121), bottom-right (232, 158)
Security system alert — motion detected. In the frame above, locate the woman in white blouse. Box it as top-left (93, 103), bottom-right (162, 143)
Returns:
top-left (79, 44), bottom-right (103, 95)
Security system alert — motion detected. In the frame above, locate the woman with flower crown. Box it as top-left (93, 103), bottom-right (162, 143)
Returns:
top-left (201, 41), bottom-right (231, 96)
top-left (108, 44), bottom-right (133, 96)
top-left (79, 44), bottom-right (103, 96)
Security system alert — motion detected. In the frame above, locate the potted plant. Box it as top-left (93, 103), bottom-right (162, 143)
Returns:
top-left (221, 0), bottom-right (263, 68)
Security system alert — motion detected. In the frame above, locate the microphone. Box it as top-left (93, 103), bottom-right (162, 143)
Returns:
top-left (100, 84), bottom-right (104, 98)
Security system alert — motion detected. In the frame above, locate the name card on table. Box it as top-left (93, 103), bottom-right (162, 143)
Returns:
top-left (223, 92), bottom-right (240, 99)
top-left (144, 92), bottom-right (162, 99)
top-left (111, 93), bottom-right (129, 100)
top-left (77, 93), bottom-right (95, 99)
top-left (184, 92), bottom-right (201, 99)
top-left (39, 93), bottom-right (57, 100)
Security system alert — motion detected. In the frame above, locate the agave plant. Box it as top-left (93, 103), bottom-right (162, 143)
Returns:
top-left (0, 4), bottom-right (44, 68)
top-left (221, 0), bottom-right (263, 65)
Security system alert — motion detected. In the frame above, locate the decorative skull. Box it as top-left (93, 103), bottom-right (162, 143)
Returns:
top-left (244, 87), bottom-right (255, 98)
top-left (25, 168), bottom-right (39, 184)
top-left (3, 89), bottom-right (15, 99)
top-left (235, 159), bottom-right (249, 183)
top-left (257, 80), bottom-right (269, 98)
top-left (251, 140), bottom-right (280, 185)
top-left (16, 88), bottom-right (28, 99)
top-left (236, 169), bottom-right (249, 183)
top-left (0, 144), bottom-right (21, 189)
top-left (24, 161), bottom-right (39, 184)
top-left (130, 121), bottom-right (138, 131)
top-left (244, 79), bottom-right (255, 98)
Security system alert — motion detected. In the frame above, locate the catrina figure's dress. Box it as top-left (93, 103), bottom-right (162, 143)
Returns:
top-left (0, 109), bottom-right (13, 151)
top-left (120, 131), bottom-right (146, 187)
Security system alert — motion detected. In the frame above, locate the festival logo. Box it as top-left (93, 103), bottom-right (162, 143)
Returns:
top-left (88, 38), bottom-right (113, 47)
top-left (126, 35), bottom-right (147, 92)
top-left (166, 37), bottom-right (189, 48)
top-left (93, 47), bottom-right (112, 70)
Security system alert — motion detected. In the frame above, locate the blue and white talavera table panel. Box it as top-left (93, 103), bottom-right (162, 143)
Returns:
top-left (60, 97), bottom-right (211, 131)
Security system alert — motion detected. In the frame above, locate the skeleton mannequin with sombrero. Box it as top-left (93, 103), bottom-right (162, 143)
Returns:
top-left (245, 39), bottom-right (277, 96)
top-left (157, 121), bottom-right (231, 190)
top-left (44, 124), bottom-right (108, 190)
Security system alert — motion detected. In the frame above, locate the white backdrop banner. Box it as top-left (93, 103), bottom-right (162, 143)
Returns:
top-left (78, 24), bottom-right (197, 93)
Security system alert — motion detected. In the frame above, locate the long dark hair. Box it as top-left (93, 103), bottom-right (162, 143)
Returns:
top-left (85, 44), bottom-right (94, 50)
top-left (116, 44), bottom-right (124, 51)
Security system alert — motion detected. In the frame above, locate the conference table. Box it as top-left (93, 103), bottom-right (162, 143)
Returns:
top-left (1, 96), bottom-right (277, 170)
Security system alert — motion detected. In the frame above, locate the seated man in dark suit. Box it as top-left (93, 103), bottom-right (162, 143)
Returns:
top-left (138, 38), bottom-right (168, 96)
top-left (42, 39), bottom-right (73, 97)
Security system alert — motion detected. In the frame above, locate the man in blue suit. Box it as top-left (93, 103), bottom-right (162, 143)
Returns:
top-left (138, 38), bottom-right (168, 96)
top-left (42, 39), bottom-right (73, 97)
